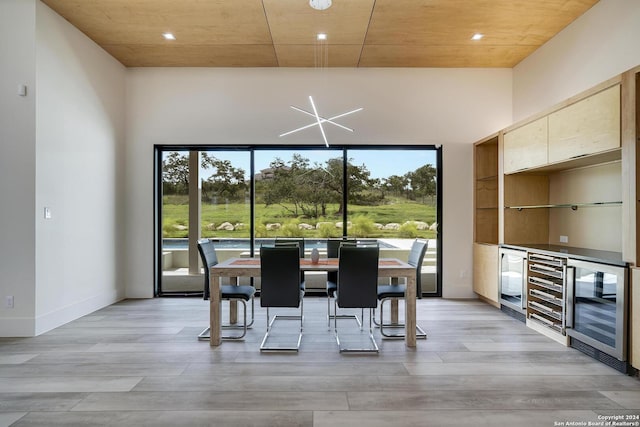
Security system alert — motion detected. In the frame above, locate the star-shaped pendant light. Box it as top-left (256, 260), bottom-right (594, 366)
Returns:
top-left (280, 96), bottom-right (363, 147)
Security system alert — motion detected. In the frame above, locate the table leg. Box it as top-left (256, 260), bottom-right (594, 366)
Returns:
top-left (405, 275), bottom-right (416, 347)
top-left (229, 276), bottom-right (238, 325)
top-left (210, 271), bottom-right (221, 347)
top-left (390, 277), bottom-right (399, 324)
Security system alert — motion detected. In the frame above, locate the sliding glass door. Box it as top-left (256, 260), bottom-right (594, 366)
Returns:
top-left (346, 149), bottom-right (439, 294)
top-left (158, 150), bottom-right (250, 294)
top-left (156, 145), bottom-right (441, 296)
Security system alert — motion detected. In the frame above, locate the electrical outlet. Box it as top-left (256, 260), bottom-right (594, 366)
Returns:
top-left (559, 235), bottom-right (569, 243)
top-left (5, 296), bottom-right (14, 309)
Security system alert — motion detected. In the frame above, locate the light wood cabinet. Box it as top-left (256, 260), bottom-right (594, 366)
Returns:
top-left (504, 117), bottom-right (548, 174)
top-left (472, 243), bottom-right (499, 305)
top-left (548, 85), bottom-right (621, 163)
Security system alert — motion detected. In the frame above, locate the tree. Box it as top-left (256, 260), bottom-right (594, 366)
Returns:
top-left (201, 153), bottom-right (247, 202)
top-left (321, 157), bottom-right (375, 214)
top-left (386, 174), bottom-right (409, 198)
top-left (260, 155), bottom-right (375, 218)
top-left (163, 152), bottom-right (248, 201)
top-left (262, 155), bottom-right (305, 216)
top-left (409, 164), bottom-right (436, 203)
top-left (162, 152), bottom-right (190, 194)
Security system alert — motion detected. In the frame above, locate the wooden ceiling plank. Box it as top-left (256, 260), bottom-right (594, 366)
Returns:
top-left (261, 0), bottom-right (375, 45)
top-left (41, 0), bottom-right (600, 68)
top-left (274, 44), bottom-right (363, 67)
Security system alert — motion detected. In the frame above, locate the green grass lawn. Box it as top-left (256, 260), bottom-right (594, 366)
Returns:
top-left (162, 196), bottom-right (437, 239)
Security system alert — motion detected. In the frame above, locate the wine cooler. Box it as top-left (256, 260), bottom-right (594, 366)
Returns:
top-left (565, 258), bottom-right (628, 371)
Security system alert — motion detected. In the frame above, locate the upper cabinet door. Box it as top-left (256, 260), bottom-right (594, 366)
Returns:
top-left (548, 85), bottom-right (621, 163)
top-left (503, 117), bottom-right (548, 174)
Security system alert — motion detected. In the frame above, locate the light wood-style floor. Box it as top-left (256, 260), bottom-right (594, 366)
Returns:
top-left (1, 297), bottom-right (639, 426)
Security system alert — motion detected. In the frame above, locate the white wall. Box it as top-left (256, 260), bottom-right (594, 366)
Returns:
top-left (32, 2), bottom-right (127, 335)
top-left (0, 0), bottom-right (37, 336)
top-left (513, 0), bottom-right (640, 121)
top-left (125, 68), bottom-right (513, 298)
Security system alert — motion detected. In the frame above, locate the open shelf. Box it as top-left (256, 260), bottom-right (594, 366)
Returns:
top-left (474, 136), bottom-right (499, 245)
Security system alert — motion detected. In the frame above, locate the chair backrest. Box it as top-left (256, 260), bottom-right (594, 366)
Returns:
top-left (407, 239), bottom-right (429, 295)
top-left (275, 238), bottom-right (305, 258)
top-left (337, 246), bottom-right (379, 309)
top-left (197, 239), bottom-right (219, 300)
top-left (260, 246), bottom-right (301, 308)
top-left (326, 238), bottom-right (356, 284)
top-left (274, 238), bottom-right (304, 282)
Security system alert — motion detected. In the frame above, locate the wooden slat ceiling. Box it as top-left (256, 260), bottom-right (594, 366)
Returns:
top-left (41, 0), bottom-right (599, 68)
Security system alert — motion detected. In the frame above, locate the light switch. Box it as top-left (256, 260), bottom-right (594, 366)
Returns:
top-left (18, 84), bottom-right (27, 97)
top-left (44, 207), bottom-right (52, 219)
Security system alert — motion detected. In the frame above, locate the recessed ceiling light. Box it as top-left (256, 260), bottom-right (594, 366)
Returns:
top-left (471, 33), bottom-right (484, 41)
top-left (317, 33), bottom-right (327, 41)
top-left (309, 0), bottom-right (332, 10)
top-left (163, 33), bottom-right (176, 40)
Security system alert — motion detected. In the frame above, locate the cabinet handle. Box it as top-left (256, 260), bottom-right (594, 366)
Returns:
top-left (565, 266), bottom-right (575, 329)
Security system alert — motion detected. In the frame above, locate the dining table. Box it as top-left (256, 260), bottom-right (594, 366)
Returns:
top-left (208, 257), bottom-right (418, 348)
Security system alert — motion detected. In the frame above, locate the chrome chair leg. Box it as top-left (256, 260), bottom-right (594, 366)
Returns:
top-left (334, 301), bottom-right (379, 353)
top-left (327, 294), bottom-right (362, 330)
top-left (260, 299), bottom-right (304, 352)
top-left (378, 297), bottom-right (427, 340)
top-left (197, 326), bottom-right (210, 341)
top-left (198, 298), bottom-right (253, 341)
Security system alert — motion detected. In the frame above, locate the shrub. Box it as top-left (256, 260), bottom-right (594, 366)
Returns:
top-left (399, 222), bottom-right (418, 238)
top-left (255, 223), bottom-right (268, 237)
top-left (350, 215), bottom-right (376, 237)
top-left (281, 219), bottom-right (303, 237)
top-left (318, 222), bottom-right (339, 238)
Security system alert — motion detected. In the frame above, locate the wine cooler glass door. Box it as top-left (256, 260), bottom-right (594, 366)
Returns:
top-left (500, 249), bottom-right (526, 312)
top-left (566, 259), bottom-right (627, 361)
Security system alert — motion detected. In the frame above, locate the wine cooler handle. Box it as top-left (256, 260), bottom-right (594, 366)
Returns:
top-left (565, 266), bottom-right (575, 329)
top-left (521, 257), bottom-right (527, 310)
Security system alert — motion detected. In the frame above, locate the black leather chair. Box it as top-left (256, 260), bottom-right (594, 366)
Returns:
top-left (326, 238), bottom-right (357, 327)
top-left (275, 238), bottom-right (306, 291)
top-left (259, 245), bottom-right (304, 351)
top-left (197, 239), bottom-right (255, 341)
top-left (376, 238), bottom-right (428, 339)
top-left (334, 245), bottom-right (380, 353)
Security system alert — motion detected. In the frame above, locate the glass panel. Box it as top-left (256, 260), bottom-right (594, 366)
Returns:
top-left (160, 150), bottom-right (250, 294)
top-left (200, 150), bottom-right (251, 259)
top-left (574, 267), bottom-right (618, 348)
top-left (501, 253), bottom-right (524, 307)
top-left (346, 149), bottom-right (438, 294)
top-left (253, 149), bottom-right (343, 254)
top-left (160, 150), bottom-right (194, 293)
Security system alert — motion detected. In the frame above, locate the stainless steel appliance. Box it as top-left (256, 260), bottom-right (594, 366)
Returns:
top-left (499, 248), bottom-right (527, 318)
top-left (565, 259), bottom-right (628, 366)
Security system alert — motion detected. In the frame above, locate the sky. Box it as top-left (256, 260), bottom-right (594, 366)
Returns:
top-left (198, 149), bottom-right (436, 180)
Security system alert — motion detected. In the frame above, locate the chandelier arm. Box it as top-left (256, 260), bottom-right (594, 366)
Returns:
top-left (309, 96), bottom-right (329, 148)
top-left (290, 106), bottom-right (353, 132)
top-left (279, 121), bottom-right (319, 138)
top-left (326, 107), bottom-right (364, 121)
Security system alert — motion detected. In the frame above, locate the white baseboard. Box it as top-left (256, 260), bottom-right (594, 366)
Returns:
top-left (34, 289), bottom-right (123, 336)
top-left (0, 315), bottom-right (36, 337)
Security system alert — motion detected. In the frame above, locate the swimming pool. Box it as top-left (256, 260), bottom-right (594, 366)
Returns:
top-left (162, 238), bottom-right (397, 250)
